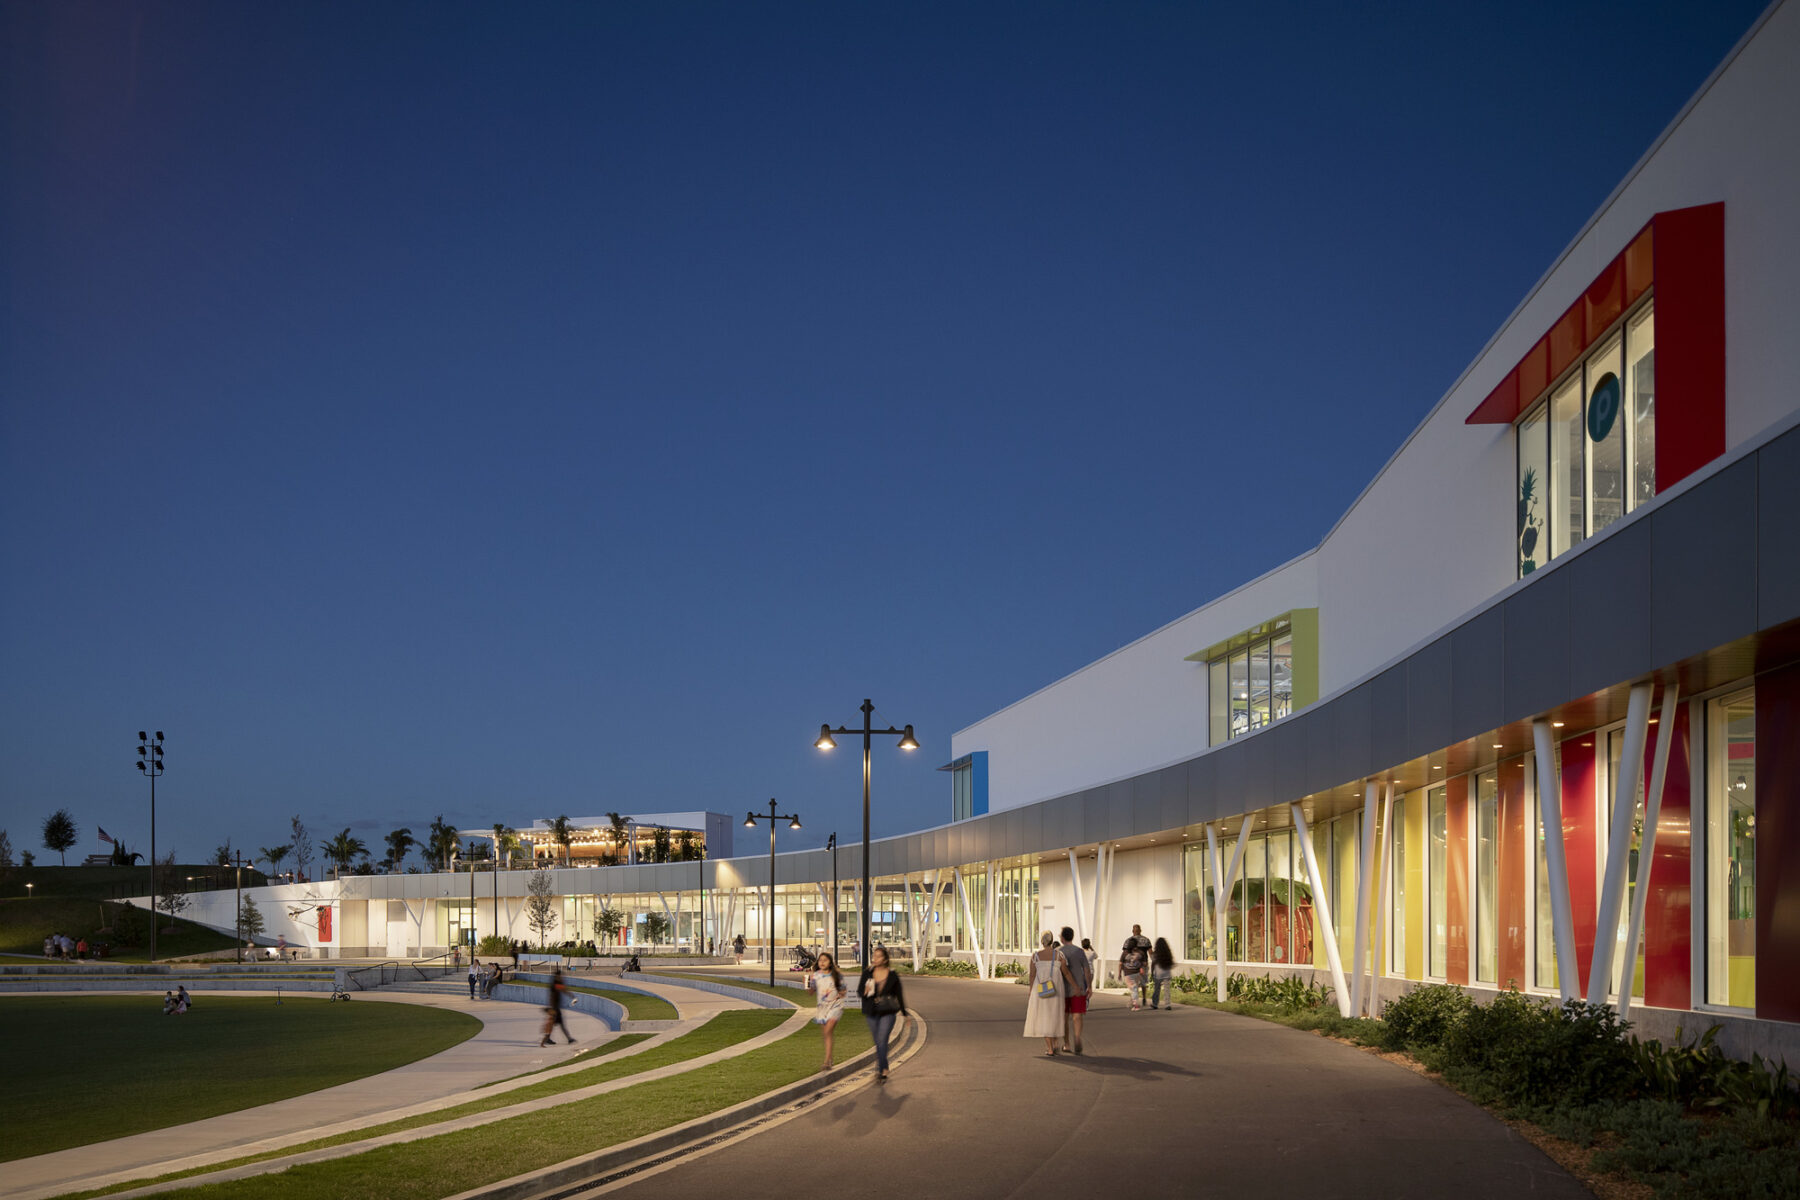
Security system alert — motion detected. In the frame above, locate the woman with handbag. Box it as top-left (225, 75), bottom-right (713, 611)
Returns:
top-left (1024, 931), bottom-right (1072, 1056)
top-left (858, 945), bottom-right (907, 1083)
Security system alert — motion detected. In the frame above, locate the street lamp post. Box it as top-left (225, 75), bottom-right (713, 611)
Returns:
top-left (816, 700), bottom-right (917, 964)
top-left (743, 800), bottom-right (802, 989)
top-left (233, 851), bottom-right (247, 963)
top-left (135, 731), bottom-right (164, 963)
top-left (826, 833), bottom-right (838, 966)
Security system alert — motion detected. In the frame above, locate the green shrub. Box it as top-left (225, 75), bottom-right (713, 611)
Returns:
top-left (1382, 983), bottom-right (1474, 1050)
top-left (476, 935), bottom-right (512, 956)
top-left (1224, 973), bottom-right (1331, 1009)
top-left (993, 961), bottom-right (1023, 978)
top-left (1630, 1025), bottom-right (1800, 1122)
top-left (1439, 990), bottom-right (1632, 1109)
top-left (917, 958), bottom-right (977, 977)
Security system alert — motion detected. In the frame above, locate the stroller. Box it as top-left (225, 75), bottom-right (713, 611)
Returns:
top-left (790, 944), bottom-right (819, 972)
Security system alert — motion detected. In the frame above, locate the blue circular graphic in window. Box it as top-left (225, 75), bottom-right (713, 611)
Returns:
top-left (1588, 371), bottom-right (1621, 442)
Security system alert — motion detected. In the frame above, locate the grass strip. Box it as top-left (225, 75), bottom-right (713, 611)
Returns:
top-left (643, 972), bottom-right (814, 1006)
top-left (51, 1011), bottom-right (788, 1200)
top-left (0, 997), bottom-right (479, 1162)
top-left (477, 1033), bottom-right (651, 1087)
top-left (563, 983), bottom-right (677, 1022)
top-left (135, 1009), bottom-right (872, 1200)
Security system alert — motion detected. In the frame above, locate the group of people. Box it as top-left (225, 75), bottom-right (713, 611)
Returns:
top-left (807, 945), bottom-right (905, 1083)
top-left (1024, 923), bottom-right (1177, 1056)
top-left (467, 958), bottom-right (508, 999)
top-left (161, 985), bottom-right (192, 1015)
top-left (43, 932), bottom-right (95, 959)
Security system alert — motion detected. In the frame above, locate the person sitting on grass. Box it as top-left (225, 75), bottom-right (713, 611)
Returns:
top-left (163, 991), bottom-right (177, 1015)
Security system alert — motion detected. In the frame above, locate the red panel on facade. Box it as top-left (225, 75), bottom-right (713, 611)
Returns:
top-left (1446, 775), bottom-right (1470, 986)
top-left (1624, 223), bottom-right (1655, 306)
top-left (1498, 763), bottom-right (1528, 990)
top-left (318, 905), bottom-right (333, 943)
top-left (1644, 702), bottom-right (1694, 1011)
top-left (1546, 303), bottom-right (1588, 386)
top-left (1652, 203), bottom-right (1726, 490)
top-left (1756, 662), bottom-right (1800, 1023)
top-left (1517, 339), bottom-right (1550, 407)
top-left (1584, 258), bottom-right (1626, 339)
top-left (1560, 736), bottom-right (1600, 995)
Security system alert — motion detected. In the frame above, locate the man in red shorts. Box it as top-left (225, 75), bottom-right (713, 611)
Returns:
top-left (1058, 926), bottom-right (1091, 1054)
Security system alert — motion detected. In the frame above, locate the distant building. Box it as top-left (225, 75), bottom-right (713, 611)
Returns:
top-left (497, 812), bottom-right (732, 866)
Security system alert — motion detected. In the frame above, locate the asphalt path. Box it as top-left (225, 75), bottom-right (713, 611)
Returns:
top-left (604, 977), bottom-right (1590, 1200)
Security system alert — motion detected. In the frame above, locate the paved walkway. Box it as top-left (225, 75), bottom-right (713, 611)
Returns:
top-left (601, 976), bottom-right (1591, 1200)
top-left (3, 984), bottom-right (673, 1200)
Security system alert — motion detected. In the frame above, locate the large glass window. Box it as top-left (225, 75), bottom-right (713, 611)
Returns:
top-left (1533, 749), bottom-right (1558, 992)
top-left (1183, 842), bottom-right (1215, 961)
top-left (1208, 660), bottom-right (1229, 747)
top-left (1603, 727), bottom-right (1647, 1001)
top-left (1249, 641), bottom-right (1272, 731)
top-left (1229, 651), bottom-right (1249, 738)
top-left (1428, 786), bottom-right (1447, 978)
top-left (1271, 634), bottom-right (1294, 721)
top-left (1705, 689), bottom-right (1756, 1009)
top-left (1475, 771), bottom-right (1498, 984)
top-left (1389, 794), bottom-right (1406, 974)
top-left (1210, 621), bottom-right (1293, 744)
top-left (1515, 298), bottom-right (1656, 576)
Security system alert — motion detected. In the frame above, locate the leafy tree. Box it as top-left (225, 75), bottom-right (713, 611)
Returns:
top-left (676, 830), bottom-right (698, 862)
top-left (289, 816), bottom-right (314, 881)
top-left (642, 911), bottom-right (671, 947)
top-left (238, 895), bottom-right (265, 945)
top-left (111, 900), bottom-right (144, 947)
top-left (0, 828), bottom-right (13, 867)
top-left (650, 827), bottom-right (672, 864)
top-left (21, 850), bottom-right (35, 867)
top-left (426, 815), bottom-right (459, 871)
top-left (592, 905), bottom-right (626, 947)
top-left (260, 844), bottom-right (292, 876)
top-left (606, 812), bottom-right (630, 864)
top-left (154, 853), bottom-right (191, 928)
top-left (41, 808), bottom-right (77, 866)
top-left (213, 839), bottom-right (233, 867)
top-left (542, 815), bottom-right (574, 867)
top-left (384, 827), bottom-right (415, 874)
top-left (320, 828), bottom-right (368, 875)
top-left (524, 868), bottom-right (559, 948)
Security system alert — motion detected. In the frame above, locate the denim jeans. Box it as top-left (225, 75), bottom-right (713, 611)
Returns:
top-left (866, 1011), bottom-right (897, 1073)
top-left (1151, 968), bottom-right (1172, 1008)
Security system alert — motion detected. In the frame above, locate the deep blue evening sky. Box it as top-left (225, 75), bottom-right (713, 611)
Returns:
top-left (1, 1), bottom-right (1769, 867)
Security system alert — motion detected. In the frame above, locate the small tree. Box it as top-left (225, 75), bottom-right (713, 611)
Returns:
top-left (426, 815), bottom-right (458, 871)
top-left (542, 815), bottom-right (574, 867)
top-left (238, 895), bottom-right (265, 946)
top-left (593, 905), bottom-right (626, 950)
top-left (154, 854), bottom-right (190, 929)
top-left (676, 830), bottom-right (697, 861)
top-left (289, 816), bottom-right (314, 881)
top-left (320, 829), bottom-right (368, 876)
top-left (260, 843), bottom-right (292, 877)
top-left (22, 850), bottom-right (35, 867)
top-left (213, 839), bottom-right (233, 867)
top-left (642, 911), bottom-right (671, 949)
top-left (384, 827), bottom-right (414, 874)
top-left (112, 900), bottom-right (144, 947)
top-left (524, 868), bottom-right (559, 948)
top-left (650, 827), bottom-right (672, 864)
top-left (0, 828), bottom-right (14, 867)
top-left (41, 809), bottom-right (77, 866)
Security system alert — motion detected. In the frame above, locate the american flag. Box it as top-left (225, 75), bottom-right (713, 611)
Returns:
top-left (97, 827), bottom-right (115, 845)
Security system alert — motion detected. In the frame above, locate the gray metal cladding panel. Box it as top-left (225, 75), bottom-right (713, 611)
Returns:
top-left (1407, 636), bottom-right (1455, 754)
top-left (1233, 729), bottom-right (1275, 812)
top-left (1212, 741), bottom-right (1250, 821)
top-left (1156, 763), bottom-right (1188, 833)
top-left (1451, 607), bottom-right (1505, 737)
top-left (1132, 774), bottom-right (1162, 836)
top-left (1041, 796), bottom-right (1079, 853)
top-left (1330, 682), bottom-right (1375, 786)
top-left (1501, 563), bottom-right (1573, 721)
top-left (1652, 458), bottom-right (1758, 666)
top-left (1302, 706), bottom-right (1337, 797)
top-left (1184, 752), bottom-right (1218, 828)
top-left (1012, 804), bottom-right (1044, 860)
top-left (1080, 787), bottom-right (1113, 845)
top-left (1104, 781), bottom-right (1135, 841)
top-left (1761, 429), bottom-right (1800, 629)
top-left (1369, 665), bottom-right (1411, 772)
top-left (1271, 713), bottom-right (1307, 802)
top-left (1562, 519), bottom-right (1652, 702)
top-left (935, 827), bottom-right (951, 867)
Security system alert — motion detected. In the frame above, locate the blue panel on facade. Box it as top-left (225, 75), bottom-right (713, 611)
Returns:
top-left (972, 751), bottom-right (989, 817)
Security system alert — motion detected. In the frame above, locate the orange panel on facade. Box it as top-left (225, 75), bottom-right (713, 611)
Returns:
top-left (1560, 737), bottom-right (1600, 995)
top-left (1446, 775), bottom-right (1470, 986)
top-left (1497, 763), bottom-right (1528, 990)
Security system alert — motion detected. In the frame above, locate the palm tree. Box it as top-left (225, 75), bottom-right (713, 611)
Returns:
top-left (426, 815), bottom-right (459, 871)
top-left (606, 812), bottom-right (630, 865)
top-left (321, 829), bottom-right (368, 877)
top-left (492, 824), bottom-right (521, 870)
top-left (259, 844), bottom-right (292, 878)
top-left (543, 815), bottom-right (574, 867)
top-left (384, 827), bottom-right (415, 873)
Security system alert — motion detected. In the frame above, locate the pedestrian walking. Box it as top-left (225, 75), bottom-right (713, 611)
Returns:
top-left (1150, 937), bottom-right (1176, 1009)
top-left (858, 945), bottom-right (907, 1084)
top-left (539, 966), bottom-right (576, 1046)
top-left (1119, 935), bottom-right (1149, 1010)
top-left (276, 934), bottom-right (288, 960)
top-left (1057, 927), bottom-right (1091, 1054)
top-left (468, 959), bottom-right (479, 999)
top-left (1025, 931), bottom-right (1072, 1056)
top-left (732, 933), bottom-right (745, 964)
top-left (808, 951), bottom-right (846, 1071)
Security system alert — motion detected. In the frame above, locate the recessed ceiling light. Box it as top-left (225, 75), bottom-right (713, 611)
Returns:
top-left (1552, 721), bottom-right (1565, 728)
top-left (1493, 743), bottom-right (1503, 749)
top-left (1433, 765), bottom-right (1443, 770)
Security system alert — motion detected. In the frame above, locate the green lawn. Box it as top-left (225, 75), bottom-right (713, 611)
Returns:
top-left (142, 1009), bottom-right (875, 1200)
top-left (644, 971), bottom-right (813, 1006)
top-left (565, 983), bottom-right (678, 1022)
top-left (0, 996), bottom-right (479, 1161)
top-left (0, 897), bottom-right (240, 961)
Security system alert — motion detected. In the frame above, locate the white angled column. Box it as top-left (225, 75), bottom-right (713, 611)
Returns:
top-left (1531, 719), bottom-right (1580, 1004)
top-left (1207, 815), bottom-right (1255, 1000)
top-left (953, 867), bottom-right (985, 978)
top-left (1588, 683), bottom-right (1653, 1006)
top-left (1373, 783), bottom-right (1396, 1012)
top-left (1619, 684), bottom-right (1678, 1020)
top-left (1293, 803), bottom-right (1351, 1017)
top-left (1068, 849), bottom-right (1088, 946)
top-left (1350, 782), bottom-right (1379, 1018)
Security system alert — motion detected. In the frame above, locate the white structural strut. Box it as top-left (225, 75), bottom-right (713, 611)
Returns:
top-left (1620, 684), bottom-right (1680, 1020)
top-left (1372, 783), bottom-right (1396, 1016)
top-left (983, 862), bottom-right (998, 973)
top-left (1208, 816), bottom-right (1255, 1001)
top-left (1532, 719), bottom-right (1580, 1004)
top-left (1588, 683), bottom-right (1654, 1005)
top-left (953, 866), bottom-right (986, 979)
top-left (1204, 824), bottom-right (1223, 997)
top-left (928, 871), bottom-right (949, 958)
top-left (1350, 782), bottom-right (1379, 1018)
top-left (1293, 803), bottom-right (1352, 1017)
top-left (1093, 844), bottom-right (1110, 964)
top-left (1068, 850), bottom-right (1088, 946)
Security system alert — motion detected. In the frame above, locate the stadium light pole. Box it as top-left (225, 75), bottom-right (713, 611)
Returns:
top-left (743, 800), bottom-right (801, 989)
top-left (816, 701), bottom-right (917, 964)
top-left (136, 731), bottom-right (164, 962)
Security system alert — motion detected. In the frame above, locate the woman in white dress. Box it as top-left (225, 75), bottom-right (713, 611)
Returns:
top-left (808, 951), bottom-right (846, 1071)
top-left (1023, 931), bottom-right (1073, 1057)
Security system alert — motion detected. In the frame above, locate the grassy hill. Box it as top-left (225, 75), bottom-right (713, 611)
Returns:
top-left (0, 863), bottom-right (268, 901)
top-left (0, 896), bottom-right (240, 961)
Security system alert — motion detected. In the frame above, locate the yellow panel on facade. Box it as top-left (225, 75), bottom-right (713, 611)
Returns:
top-left (1405, 791), bottom-right (1425, 980)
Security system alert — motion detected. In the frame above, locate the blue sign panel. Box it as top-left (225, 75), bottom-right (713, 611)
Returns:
top-left (1588, 372), bottom-right (1621, 442)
